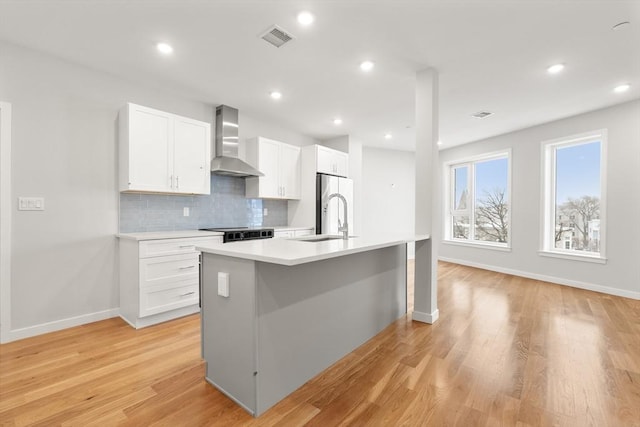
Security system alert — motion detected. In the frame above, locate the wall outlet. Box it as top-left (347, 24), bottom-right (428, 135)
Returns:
top-left (183, 207), bottom-right (190, 217)
top-left (263, 208), bottom-right (268, 216)
top-left (18, 197), bottom-right (45, 211)
top-left (218, 272), bottom-right (230, 298)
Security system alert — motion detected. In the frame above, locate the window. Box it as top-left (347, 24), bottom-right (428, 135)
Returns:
top-left (541, 130), bottom-right (607, 262)
top-left (445, 151), bottom-right (511, 248)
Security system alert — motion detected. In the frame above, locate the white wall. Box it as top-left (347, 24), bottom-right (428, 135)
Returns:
top-left (362, 147), bottom-right (416, 257)
top-left (439, 100), bottom-right (640, 298)
top-left (0, 41), bottom-right (317, 339)
top-left (240, 114), bottom-right (319, 150)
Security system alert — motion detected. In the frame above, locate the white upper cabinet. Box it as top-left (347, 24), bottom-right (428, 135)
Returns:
top-left (279, 143), bottom-right (301, 199)
top-left (119, 103), bottom-right (211, 194)
top-left (245, 137), bottom-right (301, 200)
top-left (316, 145), bottom-right (348, 177)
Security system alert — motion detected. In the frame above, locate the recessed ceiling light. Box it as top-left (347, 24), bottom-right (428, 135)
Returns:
top-left (360, 61), bottom-right (374, 72)
top-left (384, 133), bottom-right (392, 140)
top-left (270, 91), bottom-right (282, 100)
top-left (547, 63), bottom-right (565, 74)
top-left (613, 84), bottom-right (630, 93)
top-left (437, 140), bottom-right (443, 146)
top-left (471, 111), bottom-right (493, 119)
top-left (156, 42), bottom-right (173, 55)
top-left (333, 118), bottom-right (343, 125)
top-left (297, 11), bottom-right (315, 26)
top-left (612, 21), bottom-right (630, 31)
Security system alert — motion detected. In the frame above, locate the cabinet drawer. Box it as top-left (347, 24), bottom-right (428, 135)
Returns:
top-left (140, 253), bottom-right (199, 287)
top-left (139, 236), bottom-right (222, 258)
top-left (274, 230), bottom-right (294, 238)
top-left (140, 282), bottom-right (199, 318)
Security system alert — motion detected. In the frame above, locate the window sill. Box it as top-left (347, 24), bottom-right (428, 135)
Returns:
top-left (538, 250), bottom-right (607, 264)
top-left (443, 239), bottom-right (511, 252)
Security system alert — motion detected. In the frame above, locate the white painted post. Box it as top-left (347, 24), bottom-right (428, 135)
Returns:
top-left (412, 68), bottom-right (439, 324)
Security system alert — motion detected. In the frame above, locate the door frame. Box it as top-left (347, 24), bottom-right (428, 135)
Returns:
top-left (1, 101), bottom-right (12, 343)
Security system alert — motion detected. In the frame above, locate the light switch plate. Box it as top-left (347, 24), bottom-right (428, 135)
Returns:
top-left (218, 272), bottom-right (230, 298)
top-left (18, 197), bottom-right (45, 211)
top-left (183, 207), bottom-right (190, 217)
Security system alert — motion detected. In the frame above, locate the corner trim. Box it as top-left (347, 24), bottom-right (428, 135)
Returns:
top-left (0, 102), bottom-right (12, 344)
top-left (439, 256), bottom-right (639, 300)
top-left (3, 308), bottom-right (120, 343)
top-left (411, 309), bottom-right (439, 324)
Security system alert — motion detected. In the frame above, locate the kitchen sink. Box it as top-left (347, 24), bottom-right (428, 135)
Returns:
top-left (294, 235), bottom-right (357, 242)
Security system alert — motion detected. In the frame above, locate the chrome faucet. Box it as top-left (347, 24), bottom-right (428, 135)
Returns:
top-left (327, 193), bottom-right (349, 240)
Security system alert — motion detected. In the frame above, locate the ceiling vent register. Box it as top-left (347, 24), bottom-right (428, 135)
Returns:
top-left (260, 25), bottom-right (295, 48)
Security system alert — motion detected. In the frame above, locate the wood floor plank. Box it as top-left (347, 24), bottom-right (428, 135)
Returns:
top-left (1, 261), bottom-right (638, 426)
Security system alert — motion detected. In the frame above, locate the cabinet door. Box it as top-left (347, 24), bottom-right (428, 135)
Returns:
top-left (274, 230), bottom-right (294, 238)
top-left (128, 106), bottom-right (172, 191)
top-left (316, 145), bottom-right (335, 175)
top-left (173, 117), bottom-right (211, 194)
top-left (334, 151), bottom-right (349, 177)
top-left (279, 143), bottom-right (301, 199)
top-left (257, 138), bottom-right (281, 198)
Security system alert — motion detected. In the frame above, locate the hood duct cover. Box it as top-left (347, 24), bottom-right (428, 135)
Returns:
top-left (210, 105), bottom-right (264, 177)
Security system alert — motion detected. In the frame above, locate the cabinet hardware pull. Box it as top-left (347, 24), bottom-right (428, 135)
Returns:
top-left (179, 265), bottom-right (196, 270)
top-left (178, 245), bottom-right (194, 248)
top-left (176, 176), bottom-right (179, 189)
top-left (180, 291), bottom-right (196, 297)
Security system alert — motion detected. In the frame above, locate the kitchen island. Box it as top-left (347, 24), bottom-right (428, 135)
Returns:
top-left (197, 234), bottom-right (429, 416)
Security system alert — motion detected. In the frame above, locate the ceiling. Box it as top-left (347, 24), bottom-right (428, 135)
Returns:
top-left (0, 0), bottom-right (638, 151)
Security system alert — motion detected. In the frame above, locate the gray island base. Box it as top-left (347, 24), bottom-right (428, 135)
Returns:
top-left (200, 239), bottom-right (411, 416)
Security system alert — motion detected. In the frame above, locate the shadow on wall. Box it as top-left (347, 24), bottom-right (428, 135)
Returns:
top-left (119, 175), bottom-right (288, 232)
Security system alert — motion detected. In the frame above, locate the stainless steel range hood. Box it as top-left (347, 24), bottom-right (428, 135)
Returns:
top-left (210, 105), bottom-right (264, 177)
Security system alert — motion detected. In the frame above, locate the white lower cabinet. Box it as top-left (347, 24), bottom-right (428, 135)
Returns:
top-left (274, 227), bottom-right (314, 239)
top-left (119, 236), bottom-right (222, 328)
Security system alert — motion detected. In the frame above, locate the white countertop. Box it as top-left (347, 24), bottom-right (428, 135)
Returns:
top-left (272, 226), bottom-right (314, 231)
top-left (197, 234), bottom-right (429, 266)
top-left (117, 230), bottom-right (223, 241)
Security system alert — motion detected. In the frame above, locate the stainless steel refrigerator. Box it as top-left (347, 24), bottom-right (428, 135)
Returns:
top-left (316, 173), bottom-right (354, 235)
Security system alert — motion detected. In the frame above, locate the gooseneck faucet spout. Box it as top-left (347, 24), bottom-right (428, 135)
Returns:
top-left (327, 193), bottom-right (349, 240)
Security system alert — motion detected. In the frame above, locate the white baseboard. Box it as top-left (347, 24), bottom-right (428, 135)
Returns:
top-left (411, 309), bottom-right (439, 324)
top-left (120, 305), bottom-right (200, 329)
top-left (438, 257), bottom-right (640, 300)
top-left (2, 308), bottom-right (120, 343)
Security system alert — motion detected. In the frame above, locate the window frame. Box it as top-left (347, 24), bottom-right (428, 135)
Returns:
top-left (443, 149), bottom-right (512, 250)
top-left (539, 129), bottom-right (607, 263)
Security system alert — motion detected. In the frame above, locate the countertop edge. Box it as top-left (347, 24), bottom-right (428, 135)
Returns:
top-left (197, 235), bottom-right (430, 266)
top-left (117, 230), bottom-right (224, 241)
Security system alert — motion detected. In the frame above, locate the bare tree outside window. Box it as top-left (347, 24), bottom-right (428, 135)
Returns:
top-left (448, 154), bottom-right (509, 246)
top-left (556, 195), bottom-right (600, 251)
top-left (544, 134), bottom-right (604, 257)
top-left (475, 188), bottom-right (508, 243)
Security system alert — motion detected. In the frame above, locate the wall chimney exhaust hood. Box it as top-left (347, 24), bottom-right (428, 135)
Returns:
top-left (210, 105), bottom-right (264, 177)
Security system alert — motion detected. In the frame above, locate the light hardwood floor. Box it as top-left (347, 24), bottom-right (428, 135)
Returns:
top-left (1, 261), bottom-right (639, 426)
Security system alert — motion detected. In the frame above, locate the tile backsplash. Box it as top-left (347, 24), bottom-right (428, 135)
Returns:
top-left (119, 175), bottom-right (288, 233)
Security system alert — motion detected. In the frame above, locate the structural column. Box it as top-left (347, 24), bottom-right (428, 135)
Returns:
top-left (413, 68), bottom-right (439, 324)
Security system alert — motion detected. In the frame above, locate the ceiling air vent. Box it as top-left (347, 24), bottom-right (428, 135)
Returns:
top-left (471, 111), bottom-right (493, 119)
top-left (260, 25), bottom-right (295, 48)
